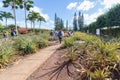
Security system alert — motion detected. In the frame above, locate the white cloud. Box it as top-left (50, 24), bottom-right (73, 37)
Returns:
top-left (30, 6), bottom-right (49, 21)
top-left (41, 20), bottom-right (54, 29)
top-left (101, 0), bottom-right (120, 9)
top-left (84, 9), bottom-right (104, 24)
top-left (67, 2), bottom-right (77, 10)
top-left (77, 0), bottom-right (95, 11)
top-left (30, 6), bottom-right (54, 29)
top-left (0, 2), bottom-right (3, 8)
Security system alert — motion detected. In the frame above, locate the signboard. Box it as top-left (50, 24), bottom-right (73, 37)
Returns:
top-left (96, 29), bottom-right (100, 35)
top-left (87, 30), bottom-right (89, 33)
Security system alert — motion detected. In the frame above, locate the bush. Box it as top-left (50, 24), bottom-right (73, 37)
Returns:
top-left (37, 39), bottom-right (48, 48)
top-left (63, 37), bottom-right (74, 47)
top-left (14, 37), bottom-right (37, 55)
top-left (0, 39), bottom-right (15, 65)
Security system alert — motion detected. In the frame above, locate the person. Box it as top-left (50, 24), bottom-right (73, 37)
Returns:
top-left (50, 30), bottom-right (54, 41)
top-left (11, 28), bottom-right (16, 37)
top-left (3, 31), bottom-right (7, 38)
top-left (68, 31), bottom-right (71, 37)
top-left (54, 31), bottom-right (58, 39)
top-left (58, 30), bottom-right (63, 44)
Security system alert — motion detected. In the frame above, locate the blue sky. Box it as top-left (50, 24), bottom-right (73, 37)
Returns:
top-left (0, 0), bottom-right (120, 29)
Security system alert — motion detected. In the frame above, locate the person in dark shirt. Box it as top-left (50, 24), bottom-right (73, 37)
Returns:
top-left (3, 31), bottom-right (7, 38)
top-left (58, 31), bottom-right (62, 44)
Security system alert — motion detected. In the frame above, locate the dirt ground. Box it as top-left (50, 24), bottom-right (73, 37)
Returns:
top-left (26, 47), bottom-right (74, 80)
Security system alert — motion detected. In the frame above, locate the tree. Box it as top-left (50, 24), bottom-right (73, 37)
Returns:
top-left (37, 15), bottom-right (45, 29)
top-left (2, 0), bottom-right (23, 35)
top-left (78, 11), bottom-right (84, 31)
top-left (73, 12), bottom-right (78, 31)
top-left (23, 0), bottom-right (34, 29)
top-left (0, 11), bottom-right (13, 27)
top-left (96, 14), bottom-right (107, 29)
top-left (27, 11), bottom-right (39, 31)
top-left (0, 16), bottom-right (3, 21)
top-left (106, 4), bottom-right (120, 27)
top-left (54, 13), bottom-right (64, 30)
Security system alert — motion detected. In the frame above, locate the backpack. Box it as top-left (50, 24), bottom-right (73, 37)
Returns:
top-left (58, 31), bottom-right (62, 37)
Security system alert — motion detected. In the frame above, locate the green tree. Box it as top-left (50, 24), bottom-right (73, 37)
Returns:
top-left (54, 13), bottom-right (64, 30)
top-left (23, 0), bottom-right (34, 29)
top-left (96, 14), bottom-right (107, 28)
top-left (73, 12), bottom-right (78, 31)
top-left (37, 15), bottom-right (45, 29)
top-left (2, 0), bottom-right (23, 35)
top-left (107, 4), bottom-right (120, 27)
top-left (78, 11), bottom-right (84, 31)
top-left (27, 11), bottom-right (39, 31)
top-left (0, 11), bottom-right (13, 27)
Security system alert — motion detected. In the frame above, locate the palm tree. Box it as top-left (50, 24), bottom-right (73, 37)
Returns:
top-left (37, 15), bottom-right (45, 29)
top-left (0, 11), bottom-right (13, 27)
top-left (23, 0), bottom-right (33, 29)
top-left (0, 16), bottom-right (3, 21)
top-left (27, 13), bottom-right (34, 29)
top-left (2, 0), bottom-right (23, 35)
top-left (27, 11), bottom-right (39, 32)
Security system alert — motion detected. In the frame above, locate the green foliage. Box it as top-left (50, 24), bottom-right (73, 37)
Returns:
top-left (90, 69), bottom-right (110, 80)
top-left (82, 4), bottom-right (120, 37)
top-left (8, 24), bottom-right (20, 28)
top-left (0, 23), bottom-right (3, 28)
top-left (52, 32), bottom-right (120, 80)
top-left (14, 36), bottom-right (37, 55)
top-left (54, 13), bottom-right (64, 30)
top-left (63, 37), bottom-right (74, 47)
top-left (37, 39), bottom-right (48, 48)
top-left (0, 39), bottom-right (15, 65)
top-left (78, 11), bottom-right (84, 31)
top-left (73, 12), bottom-right (78, 31)
top-left (31, 35), bottom-right (48, 48)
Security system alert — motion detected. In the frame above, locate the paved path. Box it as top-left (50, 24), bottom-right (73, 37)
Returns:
top-left (0, 44), bottom-right (61, 80)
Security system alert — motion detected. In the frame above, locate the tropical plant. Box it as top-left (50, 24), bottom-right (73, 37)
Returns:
top-left (37, 15), bottom-right (45, 29)
top-left (0, 11), bottom-right (13, 27)
top-left (23, 0), bottom-right (34, 29)
top-left (14, 36), bottom-right (37, 55)
top-left (41, 32), bottom-right (120, 80)
top-left (0, 39), bottom-right (15, 66)
top-left (27, 11), bottom-right (39, 32)
top-left (63, 37), bottom-right (74, 47)
top-left (2, 0), bottom-right (23, 35)
top-left (37, 38), bottom-right (48, 48)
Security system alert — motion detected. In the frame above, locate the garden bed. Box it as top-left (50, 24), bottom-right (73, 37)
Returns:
top-left (26, 47), bottom-right (72, 80)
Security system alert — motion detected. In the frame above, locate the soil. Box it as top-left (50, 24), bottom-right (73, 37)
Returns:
top-left (26, 47), bottom-right (73, 80)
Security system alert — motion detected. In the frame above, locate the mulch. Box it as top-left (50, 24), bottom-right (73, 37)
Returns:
top-left (26, 47), bottom-right (73, 80)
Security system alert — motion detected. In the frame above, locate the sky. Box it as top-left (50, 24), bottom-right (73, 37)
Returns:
top-left (0, 0), bottom-right (120, 29)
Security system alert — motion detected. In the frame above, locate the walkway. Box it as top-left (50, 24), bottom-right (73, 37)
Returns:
top-left (0, 44), bottom-right (61, 80)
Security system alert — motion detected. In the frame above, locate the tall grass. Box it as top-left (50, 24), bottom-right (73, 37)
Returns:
top-left (0, 33), bottom-right (49, 67)
top-left (0, 39), bottom-right (15, 66)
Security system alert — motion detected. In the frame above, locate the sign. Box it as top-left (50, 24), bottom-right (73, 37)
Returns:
top-left (96, 29), bottom-right (100, 35)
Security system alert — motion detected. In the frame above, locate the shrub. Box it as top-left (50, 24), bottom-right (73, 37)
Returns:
top-left (0, 39), bottom-right (15, 65)
top-left (14, 37), bottom-right (37, 55)
top-left (37, 39), bottom-right (48, 48)
top-left (63, 37), bottom-right (74, 47)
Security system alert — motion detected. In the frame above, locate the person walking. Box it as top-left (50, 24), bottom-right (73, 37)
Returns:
top-left (50, 30), bottom-right (54, 41)
top-left (3, 31), bottom-right (7, 38)
top-left (58, 30), bottom-right (63, 44)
